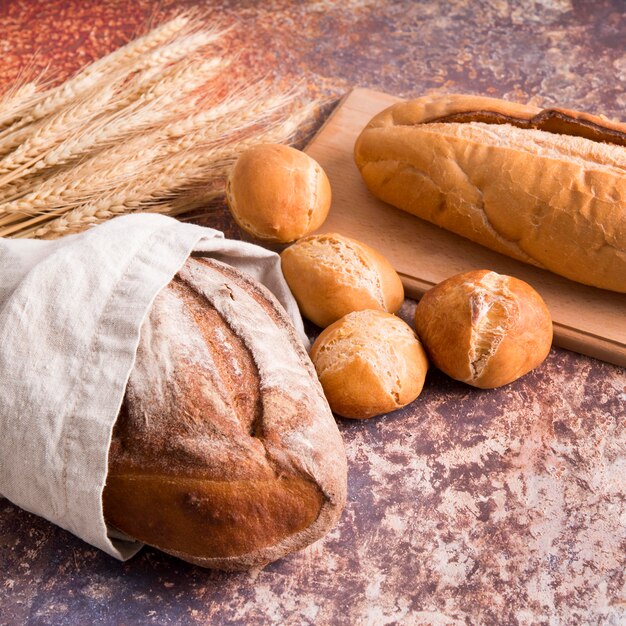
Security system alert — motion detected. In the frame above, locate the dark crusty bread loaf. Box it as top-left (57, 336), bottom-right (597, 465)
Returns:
top-left (103, 257), bottom-right (347, 571)
top-left (354, 94), bottom-right (626, 293)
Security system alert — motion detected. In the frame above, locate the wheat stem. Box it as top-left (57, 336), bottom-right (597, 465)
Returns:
top-left (0, 16), bottom-right (318, 240)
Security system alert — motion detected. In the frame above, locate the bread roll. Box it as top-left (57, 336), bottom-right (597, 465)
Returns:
top-left (354, 94), bottom-right (626, 293)
top-left (226, 144), bottom-right (331, 243)
top-left (280, 233), bottom-right (404, 328)
top-left (310, 310), bottom-right (428, 419)
top-left (414, 269), bottom-right (552, 388)
top-left (103, 257), bottom-right (347, 571)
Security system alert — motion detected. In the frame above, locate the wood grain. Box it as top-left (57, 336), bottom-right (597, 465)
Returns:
top-left (305, 88), bottom-right (626, 368)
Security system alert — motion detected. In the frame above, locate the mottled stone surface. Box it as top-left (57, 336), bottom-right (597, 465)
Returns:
top-left (0, 1), bottom-right (625, 625)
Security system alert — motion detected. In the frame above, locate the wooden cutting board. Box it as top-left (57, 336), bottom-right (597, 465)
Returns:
top-left (305, 88), bottom-right (626, 368)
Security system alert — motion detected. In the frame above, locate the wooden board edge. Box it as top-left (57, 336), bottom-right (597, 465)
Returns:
top-left (306, 89), bottom-right (357, 145)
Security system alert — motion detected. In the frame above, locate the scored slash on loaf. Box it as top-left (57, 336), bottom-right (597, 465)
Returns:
top-left (415, 270), bottom-right (553, 389)
top-left (103, 257), bottom-right (347, 571)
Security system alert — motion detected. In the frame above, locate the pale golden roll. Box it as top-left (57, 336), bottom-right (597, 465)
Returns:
top-left (281, 233), bottom-right (404, 328)
top-left (226, 144), bottom-right (331, 243)
top-left (310, 310), bottom-right (428, 419)
top-left (414, 269), bottom-right (553, 389)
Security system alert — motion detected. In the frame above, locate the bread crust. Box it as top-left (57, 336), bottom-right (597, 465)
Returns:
top-left (280, 233), bottom-right (404, 328)
top-left (414, 270), bottom-right (553, 389)
top-left (310, 310), bottom-right (428, 419)
top-left (103, 257), bottom-right (347, 570)
top-left (354, 94), bottom-right (626, 293)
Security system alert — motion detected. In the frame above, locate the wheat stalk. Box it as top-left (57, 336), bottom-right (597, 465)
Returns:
top-left (0, 138), bottom-right (164, 221)
top-left (3, 101), bottom-right (316, 238)
top-left (0, 14), bottom-right (194, 142)
top-left (0, 57), bottom-right (227, 187)
top-left (0, 85), bottom-right (119, 174)
top-left (0, 82), bottom-right (41, 130)
top-left (0, 28), bottom-right (222, 161)
top-left (0, 79), bottom-right (279, 218)
top-left (26, 109), bottom-right (312, 240)
top-left (0, 16), bottom-right (318, 240)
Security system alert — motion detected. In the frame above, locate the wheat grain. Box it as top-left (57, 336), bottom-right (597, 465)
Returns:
top-left (0, 140), bottom-right (166, 235)
top-left (81, 14), bottom-right (195, 76)
top-left (0, 16), bottom-right (318, 240)
top-left (0, 57), bottom-right (227, 186)
top-left (164, 92), bottom-right (295, 152)
top-left (26, 108), bottom-right (312, 239)
top-left (0, 85), bottom-right (119, 175)
top-left (134, 30), bottom-right (222, 71)
top-left (0, 28), bottom-right (222, 161)
top-left (0, 14), bottom-right (194, 140)
top-left (0, 82), bottom-right (40, 130)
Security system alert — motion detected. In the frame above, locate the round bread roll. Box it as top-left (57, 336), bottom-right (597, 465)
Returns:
top-left (414, 269), bottom-right (553, 389)
top-left (310, 310), bottom-right (429, 419)
top-left (226, 144), bottom-right (331, 243)
top-left (281, 233), bottom-right (404, 328)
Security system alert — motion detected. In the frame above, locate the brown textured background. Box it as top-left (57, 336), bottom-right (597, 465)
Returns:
top-left (1, 1), bottom-right (625, 625)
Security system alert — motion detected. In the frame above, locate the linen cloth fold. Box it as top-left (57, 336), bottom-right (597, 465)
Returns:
top-left (0, 214), bottom-right (307, 560)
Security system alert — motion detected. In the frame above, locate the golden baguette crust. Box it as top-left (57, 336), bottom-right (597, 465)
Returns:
top-left (354, 94), bottom-right (626, 292)
top-left (103, 257), bottom-right (347, 571)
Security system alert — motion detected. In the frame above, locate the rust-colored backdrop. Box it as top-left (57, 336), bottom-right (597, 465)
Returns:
top-left (1, 1), bottom-right (625, 625)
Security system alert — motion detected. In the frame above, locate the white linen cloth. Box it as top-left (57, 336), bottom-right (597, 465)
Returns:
top-left (0, 214), bottom-right (307, 560)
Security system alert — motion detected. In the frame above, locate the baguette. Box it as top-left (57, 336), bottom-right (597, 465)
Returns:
top-left (354, 94), bottom-right (626, 293)
top-left (103, 257), bottom-right (347, 571)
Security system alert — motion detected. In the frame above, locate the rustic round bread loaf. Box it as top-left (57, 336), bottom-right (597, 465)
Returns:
top-left (414, 269), bottom-right (553, 388)
top-left (226, 144), bottom-right (331, 243)
top-left (310, 310), bottom-right (428, 419)
top-left (103, 257), bottom-right (347, 571)
top-left (281, 233), bottom-right (404, 328)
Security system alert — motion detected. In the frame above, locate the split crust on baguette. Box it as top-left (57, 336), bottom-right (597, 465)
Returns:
top-left (103, 257), bottom-right (347, 571)
top-left (354, 94), bottom-right (626, 293)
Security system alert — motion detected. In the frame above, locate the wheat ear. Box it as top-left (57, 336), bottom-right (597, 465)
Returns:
top-left (0, 28), bottom-right (222, 164)
top-left (0, 13), bottom-right (194, 140)
top-left (27, 107), bottom-right (314, 239)
top-left (0, 85), bottom-right (118, 175)
top-left (0, 137), bottom-right (164, 220)
top-left (0, 56), bottom-right (227, 187)
top-left (0, 82), bottom-right (40, 130)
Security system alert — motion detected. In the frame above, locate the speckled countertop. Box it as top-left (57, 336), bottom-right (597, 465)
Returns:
top-left (0, 1), bottom-right (625, 625)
